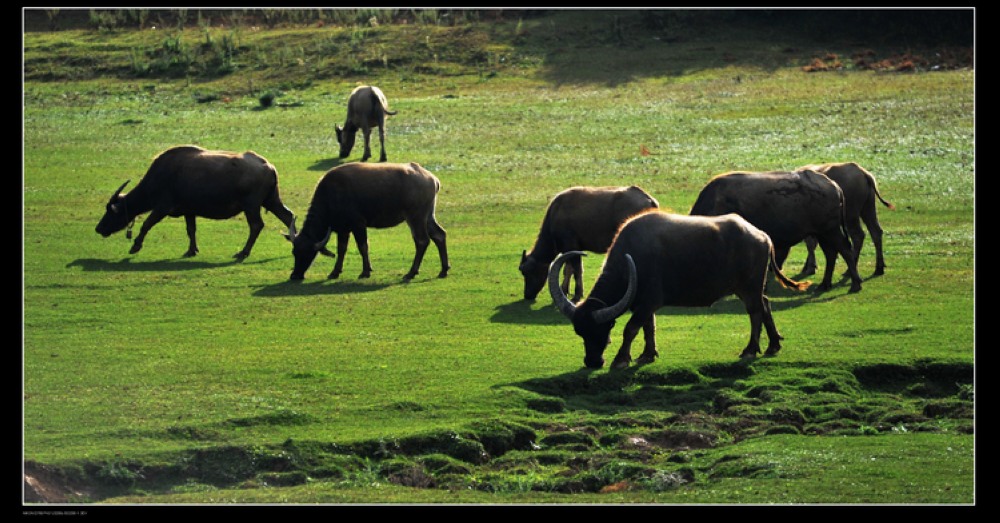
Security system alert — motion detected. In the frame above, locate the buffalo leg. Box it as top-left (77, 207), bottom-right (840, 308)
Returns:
top-left (236, 208), bottom-right (265, 260)
top-left (428, 216), bottom-right (449, 278)
top-left (378, 124), bottom-right (388, 162)
top-left (818, 233), bottom-right (862, 293)
top-left (634, 316), bottom-right (659, 365)
top-left (129, 209), bottom-right (168, 254)
top-left (560, 265), bottom-right (572, 297)
top-left (801, 236), bottom-right (818, 276)
top-left (183, 215), bottom-right (199, 257)
top-left (611, 313), bottom-right (651, 369)
top-left (404, 218), bottom-right (431, 281)
top-left (844, 216), bottom-right (865, 276)
top-left (739, 295), bottom-right (766, 359)
top-left (360, 126), bottom-right (372, 162)
top-left (761, 295), bottom-right (784, 356)
top-left (354, 227), bottom-right (373, 278)
top-left (329, 231), bottom-right (350, 279)
top-left (568, 256), bottom-right (585, 302)
top-left (861, 206), bottom-right (887, 276)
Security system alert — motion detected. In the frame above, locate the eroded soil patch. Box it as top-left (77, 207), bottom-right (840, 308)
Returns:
top-left (23, 359), bottom-right (973, 502)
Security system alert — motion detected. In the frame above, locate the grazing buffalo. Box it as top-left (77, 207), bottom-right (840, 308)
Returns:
top-left (289, 162), bottom-right (449, 281)
top-left (335, 85), bottom-right (397, 162)
top-left (689, 169), bottom-right (863, 293)
top-left (797, 162), bottom-right (895, 277)
top-left (549, 210), bottom-right (810, 369)
top-left (95, 145), bottom-right (296, 259)
top-left (520, 186), bottom-right (659, 301)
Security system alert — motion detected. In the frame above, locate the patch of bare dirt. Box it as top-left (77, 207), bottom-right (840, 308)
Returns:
top-left (23, 462), bottom-right (93, 504)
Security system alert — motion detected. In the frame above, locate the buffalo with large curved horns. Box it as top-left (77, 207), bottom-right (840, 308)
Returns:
top-left (549, 211), bottom-right (810, 369)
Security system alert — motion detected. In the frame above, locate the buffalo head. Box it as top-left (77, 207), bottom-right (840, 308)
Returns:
top-left (335, 125), bottom-right (356, 159)
top-left (518, 250), bottom-right (547, 301)
top-left (549, 251), bottom-right (637, 369)
top-left (95, 180), bottom-right (131, 237)
top-left (289, 229), bottom-right (335, 280)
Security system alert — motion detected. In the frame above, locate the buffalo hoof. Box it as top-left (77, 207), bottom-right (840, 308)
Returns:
top-left (635, 353), bottom-right (658, 365)
top-left (437, 270), bottom-right (448, 278)
top-left (232, 252), bottom-right (248, 261)
top-left (129, 244), bottom-right (143, 254)
top-left (764, 345), bottom-right (781, 357)
top-left (289, 273), bottom-right (304, 281)
top-left (849, 282), bottom-right (863, 293)
top-left (358, 271), bottom-right (371, 279)
top-left (610, 357), bottom-right (631, 369)
top-left (739, 348), bottom-right (760, 359)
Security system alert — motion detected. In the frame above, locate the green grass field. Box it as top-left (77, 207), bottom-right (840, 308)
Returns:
top-left (22, 9), bottom-right (974, 505)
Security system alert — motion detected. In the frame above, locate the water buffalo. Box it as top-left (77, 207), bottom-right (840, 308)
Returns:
top-left (335, 85), bottom-right (397, 162)
top-left (520, 185), bottom-right (659, 302)
top-left (689, 169), bottom-right (863, 293)
top-left (797, 162), bottom-right (895, 277)
top-left (95, 145), bottom-right (297, 259)
top-left (549, 210), bottom-right (810, 369)
top-left (289, 162), bottom-right (449, 281)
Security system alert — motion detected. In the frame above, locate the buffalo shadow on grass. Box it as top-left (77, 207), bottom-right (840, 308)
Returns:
top-left (307, 157), bottom-right (347, 172)
top-left (490, 299), bottom-right (568, 325)
top-left (506, 358), bottom-right (759, 416)
top-left (66, 257), bottom-right (276, 272)
top-left (252, 278), bottom-right (393, 297)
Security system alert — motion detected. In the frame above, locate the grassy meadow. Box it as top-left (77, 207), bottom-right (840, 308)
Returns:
top-left (22, 10), bottom-right (974, 505)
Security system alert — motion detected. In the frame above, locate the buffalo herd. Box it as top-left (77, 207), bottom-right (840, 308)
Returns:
top-left (95, 85), bottom-right (893, 369)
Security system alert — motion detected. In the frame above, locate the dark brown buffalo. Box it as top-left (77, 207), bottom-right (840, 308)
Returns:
top-left (95, 145), bottom-right (296, 259)
top-left (798, 162), bottom-right (895, 277)
top-left (289, 162), bottom-right (449, 281)
top-left (689, 169), bottom-right (863, 293)
top-left (520, 185), bottom-right (659, 301)
top-left (335, 85), bottom-right (397, 162)
top-left (549, 210), bottom-right (809, 369)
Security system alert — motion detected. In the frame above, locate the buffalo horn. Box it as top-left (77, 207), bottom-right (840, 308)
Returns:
top-left (548, 251), bottom-right (586, 319)
top-left (314, 229), bottom-right (332, 251)
top-left (591, 254), bottom-right (637, 325)
top-left (114, 180), bottom-right (130, 197)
